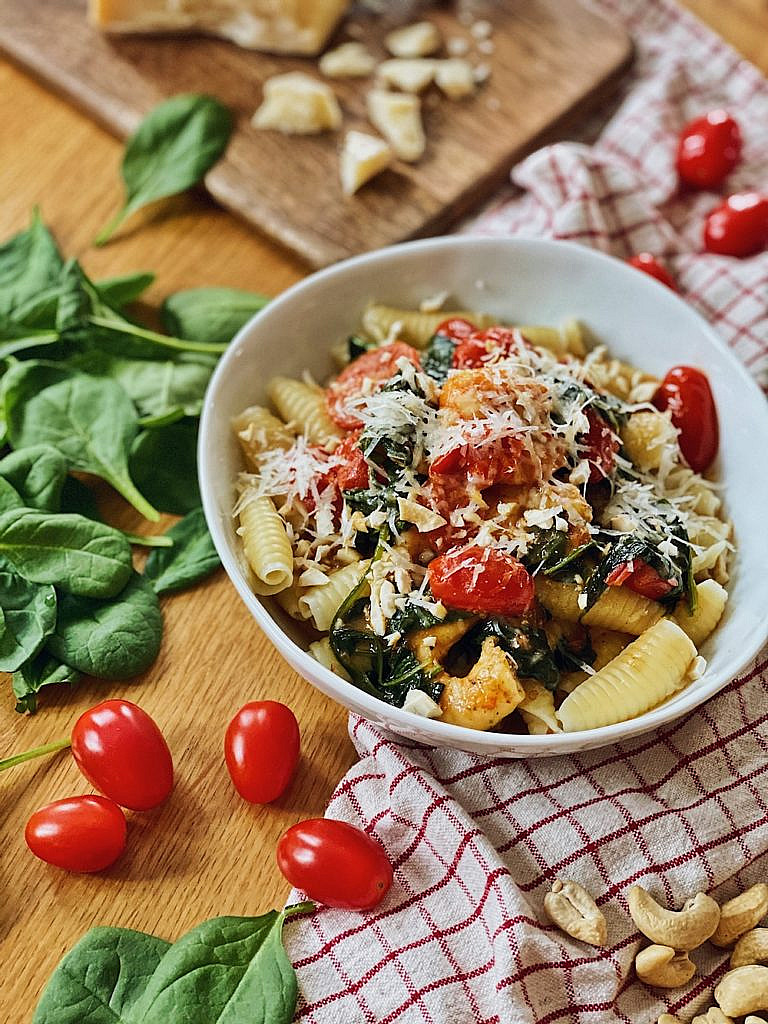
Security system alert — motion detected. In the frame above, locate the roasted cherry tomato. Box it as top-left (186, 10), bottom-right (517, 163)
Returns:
top-left (452, 326), bottom-right (529, 370)
top-left (71, 700), bottom-right (173, 811)
top-left (605, 559), bottom-right (676, 600)
top-left (333, 432), bottom-right (370, 492)
top-left (703, 192), bottom-right (768, 257)
top-left (277, 818), bottom-right (392, 910)
top-left (653, 365), bottom-right (719, 473)
top-left (627, 253), bottom-right (678, 292)
top-left (428, 544), bottom-right (535, 616)
top-left (25, 795), bottom-right (127, 873)
top-left (429, 433), bottom-right (525, 487)
top-left (225, 701), bottom-right (300, 804)
top-left (676, 110), bottom-right (742, 190)
top-left (434, 317), bottom-right (476, 341)
top-left (581, 410), bottom-right (620, 483)
top-left (326, 342), bottom-right (421, 431)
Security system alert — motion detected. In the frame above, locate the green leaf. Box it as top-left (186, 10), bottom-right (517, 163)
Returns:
top-left (12, 651), bottom-right (80, 714)
top-left (0, 571), bottom-right (57, 672)
top-left (4, 362), bottom-right (159, 521)
top-left (95, 94), bottom-right (233, 245)
top-left (0, 508), bottom-right (132, 598)
top-left (0, 477), bottom-right (24, 513)
top-left (32, 926), bottom-right (172, 1024)
top-left (129, 909), bottom-right (303, 1024)
top-left (0, 445), bottom-right (69, 511)
top-left (161, 287), bottom-right (268, 344)
top-left (97, 272), bottom-right (155, 310)
top-left (48, 573), bottom-right (162, 679)
top-left (129, 418), bottom-right (200, 515)
top-left (60, 477), bottom-right (100, 520)
top-left (422, 333), bottom-right (456, 383)
top-left (144, 508), bottom-right (218, 595)
top-left (0, 209), bottom-right (64, 318)
top-left (123, 532), bottom-right (173, 549)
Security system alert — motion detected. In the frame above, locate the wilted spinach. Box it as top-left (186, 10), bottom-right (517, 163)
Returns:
top-left (462, 618), bottom-right (560, 690)
top-left (422, 332), bottom-right (456, 382)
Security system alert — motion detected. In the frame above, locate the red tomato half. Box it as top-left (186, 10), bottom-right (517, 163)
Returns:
top-left (429, 434), bottom-right (525, 487)
top-left (703, 192), bottom-right (768, 258)
top-left (71, 700), bottom-right (173, 811)
top-left (627, 253), bottom-right (678, 292)
top-left (581, 410), bottom-right (620, 483)
top-left (653, 366), bottom-right (719, 473)
top-left (428, 545), bottom-right (535, 616)
top-left (326, 342), bottom-right (421, 430)
top-left (676, 110), bottom-right (742, 190)
top-left (225, 701), bottom-right (300, 804)
top-left (605, 559), bottom-right (676, 600)
top-left (277, 818), bottom-right (392, 910)
top-left (453, 326), bottom-right (530, 370)
top-left (434, 317), bottom-right (476, 341)
top-left (333, 432), bottom-right (370, 492)
top-left (25, 795), bottom-right (127, 873)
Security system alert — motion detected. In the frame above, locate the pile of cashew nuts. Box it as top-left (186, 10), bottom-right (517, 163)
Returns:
top-left (543, 878), bottom-right (768, 1022)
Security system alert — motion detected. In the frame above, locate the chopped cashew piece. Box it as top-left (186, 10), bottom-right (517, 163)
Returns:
top-left (635, 945), bottom-right (696, 988)
top-left (253, 72), bottom-right (341, 134)
top-left (377, 58), bottom-right (437, 93)
top-left (434, 58), bottom-right (476, 99)
top-left (692, 1009), bottom-right (734, 1024)
top-left (438, 638), bottom-right (524, 730)
top-left (385, 20), bottom-right (442, 58)
top-left (320, 41), bottom-right (377, 78)
top-left (733, 929), bottom-right (768, 968)
top-left (339, 130), bottom-right (393, 195)
top-left (715, 965), bottom-right (768, 1017)
top-left (543, 879), bottom-right (607, 946)
top-left (712, 885), bottom-right (768, 947)
top-left (367, 89), bottom-right (426, 162)
top-left (628, 887), bottom-right (720, 951)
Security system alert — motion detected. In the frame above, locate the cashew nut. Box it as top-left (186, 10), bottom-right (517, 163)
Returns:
top-left (544, 879), bottom-right (607, 946)
top-left (628, 887), bottom-right (720, 951)
top-left (712, 885), bottom-right (768, 948)
top-left (691, 1009), bottom-right (734, 1024)
top-left (635, 944), bottom-right (696, 988)
top-left (732, 929), bottom-right (768, 968)
top-left (714, 965), bottom-right (768, 1017)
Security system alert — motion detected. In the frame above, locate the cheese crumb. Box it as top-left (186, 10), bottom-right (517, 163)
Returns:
top-left (377, 58), bottom-right (437, 94)
top-left (403, 689), bottom-right (443, 719)
top-left (434, 59), bottom-right (476, 100)
top-left (340, 130), bottom-right (393, 196)
top-left (367, 89), bottom-right (426, 162)
top-left (385, 21), bottom-right (442, 58)
top-left (319, 41), bottom-right (376, 78)
top-left (253, 72), bottom-right (341, 134)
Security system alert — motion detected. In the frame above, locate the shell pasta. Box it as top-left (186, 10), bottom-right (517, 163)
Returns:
top-left (231, 299), bottom-right (731, 735)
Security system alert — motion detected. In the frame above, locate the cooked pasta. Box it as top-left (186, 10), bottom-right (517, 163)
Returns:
top-left (232, 297), bottom-right (731, 735)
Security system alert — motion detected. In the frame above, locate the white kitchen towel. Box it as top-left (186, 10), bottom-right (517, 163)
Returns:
top-left (285, 1), bottom-right (768, 1021)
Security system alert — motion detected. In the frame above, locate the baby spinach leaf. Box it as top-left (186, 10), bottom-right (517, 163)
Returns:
top-left (162, 287), bottom-right (269, 344)
top-left (97, 271), bottom-right (155, 310)
top-left (0, 445), bottom-right (69, 511)
top-left (0, 477), bottom-right (24, 513)
top-left (0, 209), bottom-right (63, 318)
top-left (5, 364), bottom-right (160, 521)
top-left (129, 418), bottom-right (200, 515)
top-left (129, 907), bottom-right (308, 1024)
top-left (144, 508), bottom-right (219, 595)
top-left (0, 325), bottom-right (60, 359)
top-left (32, 926), bottom-right (172, 1024)
top-left (0, 508), bottom-right (132, 598)
top-left (48, 573), bottom-right (162, 679)
top-left (0, 572), bottom-right (57, 672)
top-left (123, 532), bottom-right (173, 549)
top-left (12, 650), bottom-right (80, 714)
top-left (95, 94), bottom-right (233, 246)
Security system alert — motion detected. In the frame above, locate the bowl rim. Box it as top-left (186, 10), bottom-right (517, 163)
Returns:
top-left (199, 234), bottom-right (768, 753)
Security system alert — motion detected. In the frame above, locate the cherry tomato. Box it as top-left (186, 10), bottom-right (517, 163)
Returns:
top-left (605, 559), bottom-right (676, 600)
top-left (653, 366), bottom-right (719, 473)
top-left (581, 410), bottom-right (620, 483)
top-left (326, 342), bottom-right (422, 430)
top-left (627, 253), bottom-right (678, 292)
top-left (25, 795), bottom-right (127, 873)
top-left (434, 317), bottom-right (476, 341)
top-left (225, 701), bottom-right (300, 804)
top-left (676, 110), bottom-right (742, 190)
top-left (429, 433), bottom-right (525, 486)
top-left (71, 700), bottom-right (173, 811)
top-left (703, 192), bottom-right (768, 257)
top-left (276, 818), bottom-right (392, 910)
top-left (452, 326), bottom-right (530, 369)
top-left (428, 544), bottom-right (535, 616)
top-left (333, 432), bottom-right (370, 492)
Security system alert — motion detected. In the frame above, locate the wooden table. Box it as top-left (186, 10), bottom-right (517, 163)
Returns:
top-left (1, 2), bottom-right (766, 1018)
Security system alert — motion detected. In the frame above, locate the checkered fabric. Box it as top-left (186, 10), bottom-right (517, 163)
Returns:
top-left (284, 2), bottom-right (768, 1021)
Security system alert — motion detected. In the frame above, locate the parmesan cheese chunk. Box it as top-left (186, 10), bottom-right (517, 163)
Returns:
top-left (367, 89), bottom-right (425, 162)
top-left (397, 498), bottom-right (447, 533)
top-left (377, 58), bottom-right (437, 94)
top-left (253, 72), bottom-right (342, 134)
top-left (403, 688), bottom-right (443, 719)
top-left (319, 41), bottom-right (376, 78)
top-left (89, 0), bottom-right (349, 55)
top-left (339, 130), bottom-right (393, 195)
top-left (385, 20), bottom-right (442, 58)
top-left (434, 59), bottom-right (476, 99)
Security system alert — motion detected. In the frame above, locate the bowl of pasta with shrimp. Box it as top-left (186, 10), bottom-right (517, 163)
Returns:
top-left (199, 236), bottom-right (768, 756)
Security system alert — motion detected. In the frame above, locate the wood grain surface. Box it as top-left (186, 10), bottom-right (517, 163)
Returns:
top-left (0, 0), bottom-right (632, 267)
top-left (1, 2), bottom-right (766, 1019)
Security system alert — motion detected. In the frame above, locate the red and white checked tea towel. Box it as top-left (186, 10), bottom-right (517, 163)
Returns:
top-left (285, 2), bottom-right (768, 1021)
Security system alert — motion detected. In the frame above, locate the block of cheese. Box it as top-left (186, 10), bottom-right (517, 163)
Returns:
top-left (89, 0), bottom-right (349, 55)
top-left (367, 89), bottom-right (425, 162)
top-left (253, 72), bottom-right (342, 134)
top-left (339, 130), bottom-right (393, 195)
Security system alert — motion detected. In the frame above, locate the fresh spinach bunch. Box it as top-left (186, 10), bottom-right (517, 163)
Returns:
top-left (32, 903), bottom-right (312, 1024)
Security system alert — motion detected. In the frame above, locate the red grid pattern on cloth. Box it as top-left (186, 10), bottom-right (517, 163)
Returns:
top-left (284, 1), bottom-right (768, 1020)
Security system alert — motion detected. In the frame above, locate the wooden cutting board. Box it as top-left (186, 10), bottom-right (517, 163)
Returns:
top-left (0, 0), bottom-right (632, 267)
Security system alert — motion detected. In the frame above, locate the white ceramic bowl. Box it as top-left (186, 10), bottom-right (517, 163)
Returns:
top-left (199, 236), bottom-right (768, 757)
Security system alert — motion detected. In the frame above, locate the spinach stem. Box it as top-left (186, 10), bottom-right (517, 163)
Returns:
top-left (89, 315), bottom-right (228, 355)
top-left (0, 737), bottom-right (70, 773)
top-left (93, 208), bottom-right (128, 247)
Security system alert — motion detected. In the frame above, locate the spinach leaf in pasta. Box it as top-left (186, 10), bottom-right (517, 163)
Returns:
top-left (422, 332), bottom-right (456, 383)
top-left (462, 619), bottom-right (560, 691)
